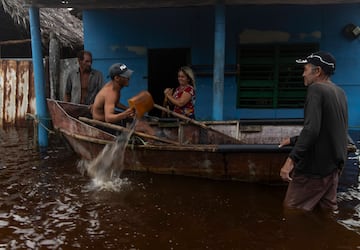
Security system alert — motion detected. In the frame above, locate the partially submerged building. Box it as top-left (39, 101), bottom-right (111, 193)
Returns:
top-left (6, 0), bottom-right (360, 137)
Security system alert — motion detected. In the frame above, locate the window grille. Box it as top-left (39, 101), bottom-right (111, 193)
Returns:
top-left (237, 43), bottom-right (319, 108)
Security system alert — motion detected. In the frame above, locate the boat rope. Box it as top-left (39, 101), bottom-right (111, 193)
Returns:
top-left (25, 113), bottom-right (55, 134)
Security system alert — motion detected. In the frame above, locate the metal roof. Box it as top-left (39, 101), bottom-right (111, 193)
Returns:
top-left (22, 0), bottom-right (360, 9)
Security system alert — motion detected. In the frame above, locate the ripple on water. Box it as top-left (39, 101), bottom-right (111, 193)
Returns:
top-left (1, 128), bottom-right (360, 249)
top-left (0, 220), bottom-right (9, 227)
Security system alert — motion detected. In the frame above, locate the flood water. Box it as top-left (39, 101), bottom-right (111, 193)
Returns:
top-left (1, 127), bottom-right (360, 249)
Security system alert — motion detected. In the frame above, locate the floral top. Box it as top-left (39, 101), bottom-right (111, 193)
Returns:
top-left (173, 85), bottom-right (195, 119)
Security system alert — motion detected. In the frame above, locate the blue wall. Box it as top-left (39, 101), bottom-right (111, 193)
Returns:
top-left (83, 4), bottom-right (360, 130)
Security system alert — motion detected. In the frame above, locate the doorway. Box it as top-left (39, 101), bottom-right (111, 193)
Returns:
top-left (147, 48), bottom-right (190, 117)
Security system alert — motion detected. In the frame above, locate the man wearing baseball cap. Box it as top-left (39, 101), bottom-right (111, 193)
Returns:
top-left (91, 63), bottom-right (154, 135)
top-left (279, 51), bottom-right (348, 212)
top-left (92, 63), bottom-right (135, 123)
top-left (109, 62), bottom-right (134, 80)
top-left (295, 51), bottom-right (336, 79)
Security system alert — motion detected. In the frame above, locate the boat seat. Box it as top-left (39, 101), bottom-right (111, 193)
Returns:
top-left (145, 116), bottom-right (180, 127)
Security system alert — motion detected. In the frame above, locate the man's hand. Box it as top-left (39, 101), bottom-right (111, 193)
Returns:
top-left (280, 157), bottom-right (294, 182)
top-left (123, 108), bottom-right (135, 119)
top-left (278, 137), bottom-right (291, 148)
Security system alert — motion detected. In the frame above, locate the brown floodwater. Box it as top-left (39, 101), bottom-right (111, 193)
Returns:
top-left (0, 127), bottom-right (360, 249)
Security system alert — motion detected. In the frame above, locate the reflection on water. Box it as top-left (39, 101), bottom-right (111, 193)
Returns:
top-left (0, 127), bottom-right (360, 249)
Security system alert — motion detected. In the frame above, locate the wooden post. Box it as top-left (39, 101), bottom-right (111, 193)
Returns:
top-left (49, 32), bottom-right (60, 100)
top-left (0, 39), bottom-right (31, 59)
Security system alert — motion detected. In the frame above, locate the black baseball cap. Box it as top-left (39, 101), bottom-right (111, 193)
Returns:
top-left (109, 63), bottom-right (134, 79)
top-left (296, 51), bottom-right (336, 75)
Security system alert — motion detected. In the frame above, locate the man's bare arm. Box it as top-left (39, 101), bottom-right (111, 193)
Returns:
top-left (116, 102), bottom-right (128, 111)
top-left (104, 97), bottom-right (134, 123)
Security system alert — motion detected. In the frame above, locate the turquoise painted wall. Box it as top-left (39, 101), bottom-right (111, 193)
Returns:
top-left (83, 4), bottom-right (360, 130)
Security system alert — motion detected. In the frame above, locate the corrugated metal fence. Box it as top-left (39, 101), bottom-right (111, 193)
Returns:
top-left (0, 59), bottom-right (36, 127)
top-left (0, 58), bottom-right (77, 128)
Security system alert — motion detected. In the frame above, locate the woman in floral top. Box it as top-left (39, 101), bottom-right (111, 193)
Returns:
top-left (164, 66), bottom-right (196, 119)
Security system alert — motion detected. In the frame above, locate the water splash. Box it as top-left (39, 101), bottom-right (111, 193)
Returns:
top-left (85, 177), bottom-right (132, 192)
top-left (77, 119), bottom-right (138, 190)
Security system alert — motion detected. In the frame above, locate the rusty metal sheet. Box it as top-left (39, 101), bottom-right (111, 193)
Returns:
top-left (4, 60), bottom-right (17, 126)
top-left (0, 60), bottom-right (4, 127)
top-left (0, 59), bottom-right (35, 127)
top-left (16, 61), bottom-right (31, 127)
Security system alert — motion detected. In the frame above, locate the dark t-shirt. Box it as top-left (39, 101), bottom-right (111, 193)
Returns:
top-left (289, 82), bottom-right (348, 177)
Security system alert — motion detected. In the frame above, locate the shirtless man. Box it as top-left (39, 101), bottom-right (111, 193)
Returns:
top-left (92, 63), bottom-right (154, 135)
top-left (92, 63), bottom-right (134, 123)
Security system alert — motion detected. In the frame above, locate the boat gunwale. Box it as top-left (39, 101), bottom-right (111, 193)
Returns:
top-left (48, 98), bottom-right (116, 138)
top-left (59, 127), bottom-right (294, 153)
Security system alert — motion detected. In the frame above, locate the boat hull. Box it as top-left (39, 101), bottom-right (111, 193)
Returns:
top-left (60, 131), bottom-right (290, 183)
top-left (47, 98), bottom-right (340, 184)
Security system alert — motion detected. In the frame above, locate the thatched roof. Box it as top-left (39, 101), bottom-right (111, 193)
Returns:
top-left (0, 0), bottom-right (83, 48)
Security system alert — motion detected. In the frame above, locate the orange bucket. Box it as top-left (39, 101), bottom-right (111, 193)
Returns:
top-left (128, 91), bottom-right (154, 118)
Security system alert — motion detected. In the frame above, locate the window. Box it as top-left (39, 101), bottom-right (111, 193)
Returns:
top-left (237, 44), bottom-right (319, 108)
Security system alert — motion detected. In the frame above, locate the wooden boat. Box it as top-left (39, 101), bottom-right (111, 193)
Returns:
top-left (46, 98), bottom-right (357, 184)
